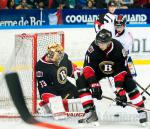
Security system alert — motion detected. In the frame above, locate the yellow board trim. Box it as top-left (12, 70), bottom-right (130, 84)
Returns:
top-left (0, 60), bottom-right (150, 72)
top-left (133, 60), bottom-right (150, 65)
top-left (0, 65), bottom-right (31, 72)
top-left (0, 66), bottom-right (4, 72)
top-left (73, 60), bottom-right (150, 67)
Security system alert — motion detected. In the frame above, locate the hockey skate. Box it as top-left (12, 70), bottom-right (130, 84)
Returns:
top-left (78, 110), bottom-right (99, 126)
top-left (138, 110), bottom-right (148, 127)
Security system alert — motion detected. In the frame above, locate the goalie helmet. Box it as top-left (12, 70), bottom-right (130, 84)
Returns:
top-left (47, 43), bottom-right (64, 64)
top-left (114, 14), bottom-right (126, 27)
top-left (95, 29), bottom-right (112, 45)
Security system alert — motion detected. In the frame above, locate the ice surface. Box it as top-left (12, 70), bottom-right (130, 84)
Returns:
top-left (0, 65), bottom-right (150, 129)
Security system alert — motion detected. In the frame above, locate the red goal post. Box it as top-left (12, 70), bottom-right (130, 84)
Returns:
top-left (0, 31), bottom-right (64, 118)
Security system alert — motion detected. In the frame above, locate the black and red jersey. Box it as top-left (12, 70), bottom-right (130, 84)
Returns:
top-left (36, 53), bottom-right (74, 97)
top-left (83, 39), bottom-right (128, 81)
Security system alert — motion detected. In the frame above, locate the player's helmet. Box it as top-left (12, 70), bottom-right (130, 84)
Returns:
top-left (95, 29), bottom-right (112, 45)
top-left (47, 43), bottom-right (64, 64)
top-left (107, 1), bottom-right (117, 7)
top-left (114, 14), bottom-right (126, 27)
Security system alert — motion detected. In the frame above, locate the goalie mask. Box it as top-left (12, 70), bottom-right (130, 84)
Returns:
top-left (47, 43), bottom-right (64, 65)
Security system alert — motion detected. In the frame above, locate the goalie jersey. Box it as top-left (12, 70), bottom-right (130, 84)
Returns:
top-left (36, 53), bottom-right (78, 99)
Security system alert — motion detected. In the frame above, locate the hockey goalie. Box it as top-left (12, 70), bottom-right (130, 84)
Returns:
top-left (36, 43), bottom-right (83, 120)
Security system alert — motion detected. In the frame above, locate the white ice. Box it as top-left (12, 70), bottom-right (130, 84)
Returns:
top-left (0, 65), bottom-right (150, 129)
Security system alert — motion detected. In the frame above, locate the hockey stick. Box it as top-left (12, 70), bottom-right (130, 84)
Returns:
top-left (102, 95), bottom-right (150, 112)
top-left (107, 77), bottom-right (150, 96)
top-left (141, 84), bottom-right (150, 95)
top-left (5, 72), bottom-right (70, 129)
top-left (134, 79), bottom-right (150, 96)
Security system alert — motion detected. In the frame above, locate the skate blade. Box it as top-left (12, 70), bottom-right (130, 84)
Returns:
top-left (78, 121), bottom-right (100, 128)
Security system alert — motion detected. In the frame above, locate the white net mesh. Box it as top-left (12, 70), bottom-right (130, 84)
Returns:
top-left (0, 31), bottom-right (64, 118)
top-left (37, 32), bottom-right (64, 61)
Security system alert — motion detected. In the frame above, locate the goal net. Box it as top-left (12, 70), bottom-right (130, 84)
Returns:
top-left (0, 31), bottom-right (64, 118)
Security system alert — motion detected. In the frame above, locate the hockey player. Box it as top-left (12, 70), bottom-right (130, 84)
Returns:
top-left (94, 1), bottom-right (117, 33)
top-left (114, 14), bottom-right (136, 76)
top-left (100, 14), bottom-right (136, 76)
top-left (76, 29), bottom-right (147, 125)
top-left (36, 43), bottom-right (79, 119)
top-left (101, 15), bottom-right (132, 52)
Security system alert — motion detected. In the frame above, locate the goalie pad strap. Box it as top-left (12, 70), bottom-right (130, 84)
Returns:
top-left (41, 93), bottom-right (56, 103)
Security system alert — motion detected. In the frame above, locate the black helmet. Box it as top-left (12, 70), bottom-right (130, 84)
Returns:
top-left (108, 1), bottom-right (117, 7)
top-left (114, 14), bottom-right (126, 27)
top-left (95, 29), bottom-right (112, 45)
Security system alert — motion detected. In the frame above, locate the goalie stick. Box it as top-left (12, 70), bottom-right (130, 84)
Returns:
top-left (102, 95), bottom-right (150, 112)
top-left (5, 72), bottom-right (70, 129)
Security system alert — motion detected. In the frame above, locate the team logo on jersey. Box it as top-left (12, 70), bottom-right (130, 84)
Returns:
top-left (57, 66), bottom-right (67, 84)
top-left (99, 61), bottom-right (114, 75)
top-left (36, 71), bottom-right (43, 77)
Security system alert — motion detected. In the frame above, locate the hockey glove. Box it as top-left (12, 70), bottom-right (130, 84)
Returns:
top-left (82, 67), bottom-right (102, 99)
top-left (115, 88), bottom-right (127, 107)
top-left (90, 83), bottom-right (102, 100)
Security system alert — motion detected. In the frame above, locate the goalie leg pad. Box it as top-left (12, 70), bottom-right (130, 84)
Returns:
top-left (38, 101), bottom-right (51, 114)
top-left (41, 93), bottom-right (56, 103)
top-left (49, 96), bottom-right (67, 120)
top-left (67, 98), bottom-right (84, 112)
